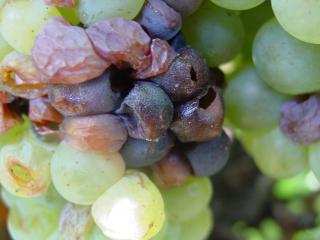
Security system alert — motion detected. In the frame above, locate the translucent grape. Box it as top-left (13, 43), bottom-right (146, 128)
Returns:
top-left (272, 0), bottom-right (320, 44)
top-left (92, 170), bottom-right (165, 240)
top-left (8, 200), bottom-right (60, 240)
top-left (76, 0), bottom-right (145, 25)
top-left (51, 141), bottom-right (125, 205)
top-left (163, 221), bottom-right (182, 240)
top-left (161, 177), bottom-right (212, 222)
top-left (58, 6), bottom-right (80, 25)
top-left (309, 143), bottom-right (320, 183)
top-left (253, 19), bottom-right (320, 94)
top-left (180, 207), bottom-right (213, 240)
top-left (225, 66), bottom-right (288, 131)
top-left (90, 225), bottom-right (112, 240)
top-left (0, 130), bottom-right (54, 197)
top-left (182, 1), bottom-right (245, 66)
top-left (250, 128), bottom-right (308, 179)
top-left (0, 34), bottom-right (12, 60)
top-left (210, 0), bottom-right (265, 10)
top-left (0, 0), bottom-right (61, 54)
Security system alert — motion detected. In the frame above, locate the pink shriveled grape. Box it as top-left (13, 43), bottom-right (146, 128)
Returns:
top-left (86, 17), bottom-right (151, 71)
top-left (29, 97), bottom-right (63, 124)
top-left (61, 114), bottom-right (128, 153)
top-left (0, 51), bottom-right (48, 99)
top-left (44, 0), bottom-right (76, 8)
top-left (32, 17), bottom-right (109, 85)
top-left (134, 39), bottom-right (177, 79)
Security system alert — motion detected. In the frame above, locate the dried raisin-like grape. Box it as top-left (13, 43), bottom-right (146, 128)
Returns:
top-left (0, 51), bottom-right (48, 99)
top-left (61, 114), bottom-right (128, 153)
top-left (170, 87), bottom-right (224, 142)
top-left (32, 17), bottom-right (109, 85)
top-left (0, 91), bottom-right (14, 104)
top-left (45, 0), bottom-right (76, 8)
top-left (280, 95), bottom-right (320, 145)
top-left (86, 17), bottom-right (151, 71)
top-left (29, 97), bottom-right (63, 124)
top-left (0, 104), bottom-right (20, 135)
top-left (134, 39), bottom-right (177, 79)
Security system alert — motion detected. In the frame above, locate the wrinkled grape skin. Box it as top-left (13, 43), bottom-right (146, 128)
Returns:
top-left (92, 170), bottom-right (165, 240)
top-left (134, 39), bottom-right (177, 79)
top-left (184, 131), bottom-right (231, 177)
top-left (29, 97), bottom-right (63, 124)
top-left (117, 82), bottom-right (174, 141)
top-left (171, 87), bottom-right (224, 142)
top-left (225, 66), bottom-right (288, 131)
top-left (48, 71), bottom-right (121, 117)
top-left (152, 148), bottom-right (192, 188)
top-left (59, 203), bottom-right (93, 240)
top-left (280, 95), bottom-right (320, 145)
top-left (86, 18), bottom-right (150, 71)
top-left (45, 0), bottom-right (76, 8)
top-left (250, 128), bottom-right (308, 179)
top-left (0, 91), bottom-right (14, 104)
top-left (0, 132), bottom-right (53, 197)
top-left (62, 114), bottom-right (128, 153)
top-left (138, 0), bottom-right (182, 40)
top-left (151, 46), bottom-right (209, 102)
top-left (1, 51), bottom-right (48, 99)
top-left (32, 17), bottom-right (108, 85)
top-left (163, 0), bottom-right (203, 16)
top-left (120, 133), bottom-right (174, 168)
top-left (51, 141), bottom-right (125, 205)
top-left (253, 19), bottom-right (320, 94)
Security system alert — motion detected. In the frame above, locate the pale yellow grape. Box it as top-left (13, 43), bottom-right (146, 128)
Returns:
top-left (76, 0), bottom-right (145, 25)
top-left (0, 33), bottom-right (12, 60)
top-left (51, 141), bottom-right (125, 205)
top-left (92, 170), bottom-right (165, 240)
top-left (181, 207), bottom-right (213, 240)
top-left (161, 177), bottom-right (213, 222)
top-left (0, 0), bottom-right (61, 54)
top-left (164, 221), bottom-right (182, 240)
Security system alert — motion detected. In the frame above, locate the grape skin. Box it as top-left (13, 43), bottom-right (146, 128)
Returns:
top-left (210, 0), bottom-right (265, 10)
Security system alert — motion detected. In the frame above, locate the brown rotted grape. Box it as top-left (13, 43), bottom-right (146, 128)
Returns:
top-left (152, 148), bottom-right (192, 188)
top-left (61, 114), bottom-right (128, 153)
top-left (0, 91), bottom-right (14, 104)
top-left (29, 97), bottom-right (63, 124)
top-left (170, 87), bottom-right (224, 142)
top-left (134, 39), bottom-right (177, 79)
top-left (0, 104), bottom-right (20, 135)
top-left (32, 17), bottom-right (109, 85)
top-left (86, 17), bottom-right (151, 71)
top-left (116, 81), bottom-right (174, 141)
top-left (151, 46), bottom-right (209, 102)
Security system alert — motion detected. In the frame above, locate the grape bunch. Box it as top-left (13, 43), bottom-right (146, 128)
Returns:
top-left (0, 0), bottom-right (233, 240)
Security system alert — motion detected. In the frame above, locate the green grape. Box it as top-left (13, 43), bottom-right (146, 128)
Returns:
top-left (259, 219), bottom-right (283, 240)
top-left (51, 141), bottom-right (125, 205)
top-left (76, 0), bottom-right (145, 25)
top-left (0, 33), bottom-right (12, 60)
top-left (272, 0), bottom-right (320, 44)
top-left (250, 128), bottom-right (308, 179)
top-left (182, 1), bottom-right (245, 66)
top-left (225, 66), bottom-right (288, 131)
top-left (180, 207), bottom-right (213, 240)
top-left (164, 221), bottom-right (182, 240)
top-left (293, 228), bottom-right (320, 240)
top-left (253, 18), bottom-right (320, 94)
top-left (92, 170), bottom-right (165, 240)
top-left (210, 0), bottom-right (265, 10)
top-left (8, 200), bottom-right (60, 240)
top-left (47, 230), bottom-right (60, 240)
top-left (0, 131), bottom-right (54, 198)
top-left (309, 142), bottom-right (320, 183)
top-left (240, 1), bottom-right (273, 61)
top-left (161, 177), bottom-right (212, 222)
top-left (0, 0), bottom-right (61, 54)
top-left (151, 217), bottom-right (168, 240)
top-left (33, 184), bottom-right (66, 210)
top-left (58, 7), bottom-right (80, 25)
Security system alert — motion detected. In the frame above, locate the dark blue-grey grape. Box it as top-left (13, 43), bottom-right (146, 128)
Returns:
top-left (49, 71), bottom-right (121, 117)
top-left (185, 131), bottom-right (231, 177)
top-left (169, 32), bottom-right (187, 52)
top-left (120, 133), bottom-right (174, 168)
top-left (138, 0), bottom-right (182, 40)
top-left (163, 0), bottom-right (203, 16)
top-left (151, 46), bottom-right (209, 102)
top-left (116, 81), bottom-right (174, 141)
